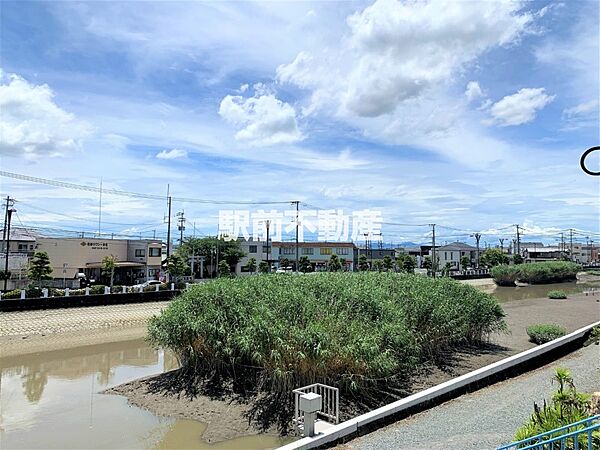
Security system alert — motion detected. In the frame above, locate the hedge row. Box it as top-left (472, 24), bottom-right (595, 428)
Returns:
top-left (491, 261), bottom-right (581, 286)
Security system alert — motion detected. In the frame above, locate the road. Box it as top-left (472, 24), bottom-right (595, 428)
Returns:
top-left (341, 344), bottom-right (600, 450)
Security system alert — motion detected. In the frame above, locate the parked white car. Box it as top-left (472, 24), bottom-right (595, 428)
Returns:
top-left (132, 280), bottom-right (162, 289)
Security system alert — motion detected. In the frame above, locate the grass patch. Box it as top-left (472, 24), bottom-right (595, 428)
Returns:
top-left (527, 324), bottom-right (567, 344)
top-left (547, 290), bottom-right (567, 299)
top-left (148, 272), bottom-right (506, 393)
top-left (491, 261), bottom-right (581, 286)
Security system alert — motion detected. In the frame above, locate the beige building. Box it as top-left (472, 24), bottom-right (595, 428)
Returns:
top-left (35, 237), bottom-right (164, 286)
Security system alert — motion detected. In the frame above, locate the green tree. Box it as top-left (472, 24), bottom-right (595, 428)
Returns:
top-left (244, 257), bottom-right (257, 274)
top-left (340, 258), bottom-right (347, 271)
top-left (441, 262), bottom-right (453, 277)
top-left (358, 254), bottom-right (369, 271)
top-left (28, 252), bottom-right (53, 287)
top-left (396, 254), bottom-right (416, 273)
top-left (480, 248), bottom-right (510, 267)
top-left (372, 260), bottom-right (384, 272)
top-left (383, 255), bottom-right (393, 271)
top-left (0, 270), bottom-right (11, 280)
top-left (218, 260), bottom-right (230, 278)
top-left (298, 256), bottom-right (312, 273)
top-left (280, 258), bottom-right (291, 269)
top-left (513, 254), bottom-right (524, 264)
top-left (179, 236), bottom-right (246, 268)
top-left (165, 253), bottom-right (188, 282)
top-left (422, 255), bottom-right (432, 270)
top-left (460, 255), bottom-right (471, 270)
top-left (101, 254), bottom-right (118, 288)
top-left (258, 261), bottom-right (270, 274)
top-left (328, 254), bottom-right (342, 272)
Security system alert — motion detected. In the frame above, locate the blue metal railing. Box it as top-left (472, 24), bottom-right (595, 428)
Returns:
top-left (497, 415), bottom-right (600, 450)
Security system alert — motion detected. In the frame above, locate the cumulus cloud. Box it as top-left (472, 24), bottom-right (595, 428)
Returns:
top-left (0, 72), bottom-right (91, 158)
top-left (465, 81), bottom-right (484, 102)
top-left (156, 148), bottom-right (187, 160)
top-left (278, 0), bottom-right (535, 118)
top-left (488, 88), bottom-right (555, 126)
top-left (218, 92), bottom-right (302, 146)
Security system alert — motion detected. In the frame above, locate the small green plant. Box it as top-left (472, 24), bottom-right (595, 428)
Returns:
top-left (514, 368), bottom-right (599, 448)
top-left (527, 324), bottom-right (567, 344)
top-left (547, 290), bottom-right (567, 299)
top-left (585, 269), bottom-right (600, 276)
top-left (90, 284), bottom-right (107, 295)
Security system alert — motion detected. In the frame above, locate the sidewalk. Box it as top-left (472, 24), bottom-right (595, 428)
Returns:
top-left (340, 344), bottom-right (600, 450)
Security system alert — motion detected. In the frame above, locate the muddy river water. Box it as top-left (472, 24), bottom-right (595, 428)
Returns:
top-left (0, 339), bottom-right (289, 449)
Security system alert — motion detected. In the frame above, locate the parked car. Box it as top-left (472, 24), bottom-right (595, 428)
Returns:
top-left (132, 280), bottom-right (162, 289)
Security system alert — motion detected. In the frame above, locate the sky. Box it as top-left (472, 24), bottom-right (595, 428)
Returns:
top-left (0, 0), bottom-right (598, 247)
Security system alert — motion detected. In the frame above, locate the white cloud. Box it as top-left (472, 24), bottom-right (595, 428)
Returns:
top-left (562, 100), bottom-right (598, 118)
top-left (218, 93), bottom-right (302, 146)
top-left (488, 88), bottom-right (555, 127)
top-left (465, 81), bottom-right (484, 103)
top-left (156, 148), bottom-right (187, 160)
top-left (278, 0), bottom-right (535, 118)
top-left (0, 72), bottom-right (91, 158)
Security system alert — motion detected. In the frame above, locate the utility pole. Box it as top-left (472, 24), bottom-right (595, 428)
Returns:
top-left (165, 195), bottom-right (172, 258)
top-left (176, 211), bottom-right (186, 246)
top-left (430, 224), bottom-right (436, 277)
top-left (499, 238), bottom-right (505, 251)
top-left (266, 220), bottom-right (271, 272)
top-left (560, 232), bottom-right (565, 254)
top-left (471, 232), bottom-right (481, 268)
top-left (569, 228), bottom-right (574, 261)
top-left (98, 177), bottom-right (103, 237)
top-left (4, 203), bottom-right (15, 292)
top-left (2, 196), bottom-right (10, 253)
top-left (586, 236), bottom-right (590, 264)
top-left (515, 225), bottom-right (521, 257)
top-left (292, 201), bottom-right (299, 272)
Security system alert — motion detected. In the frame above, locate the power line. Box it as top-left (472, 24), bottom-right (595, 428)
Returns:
top-left (0, 171), bottom-right (293, 205)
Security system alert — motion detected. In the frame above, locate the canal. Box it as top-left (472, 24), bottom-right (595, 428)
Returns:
top-left (0, 339), bottom-right (289, 449)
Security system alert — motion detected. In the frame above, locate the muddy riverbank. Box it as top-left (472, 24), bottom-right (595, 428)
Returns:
top-left (105, 292), bottom-right (599, 443)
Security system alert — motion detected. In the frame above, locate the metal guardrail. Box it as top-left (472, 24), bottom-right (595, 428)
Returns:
top-left (497, 414), bottom-right (600, 450)
top-left (293, 383), bottom-right (339, 431)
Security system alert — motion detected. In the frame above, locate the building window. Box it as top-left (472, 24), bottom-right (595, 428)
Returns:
top-left (135, 249), bottom-right (146, 257)
top-left (262, 245), bottom-right (269, 253)
top-left (450, 252), bottom-right (454, 260)
top-left (18, 244), bottom-right (28, 251)
top-left (444, 252), bottom-right (448, 260)
top-left (282, 247), bottom-right (295, 255)
top-left (249, 245), bottom-right (257, 253)
top-left (336, 247), bottom-right (349, 255)
top-left (149, 247), bottom-right (161, 257)
top-left (302, 248), bottom-right (314, 255)
top-left (320, 248), bottom-right (332, 255)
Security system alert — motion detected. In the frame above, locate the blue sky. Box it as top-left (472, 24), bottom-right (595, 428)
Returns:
top-left (0, 0), bottom-right (598, 246)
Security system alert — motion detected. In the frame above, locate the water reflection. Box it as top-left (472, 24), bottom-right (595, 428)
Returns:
top-left (0, 338), bottom-right (286, 449)
top-left (491, 281), bottom-right (592, 302)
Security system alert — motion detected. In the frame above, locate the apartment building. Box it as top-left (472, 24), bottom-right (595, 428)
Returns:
top-left (434, 242), bottom-right (477, 270)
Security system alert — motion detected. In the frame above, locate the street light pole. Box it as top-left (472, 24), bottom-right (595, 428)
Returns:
top-left (3, 206), bottom-right (15, 292)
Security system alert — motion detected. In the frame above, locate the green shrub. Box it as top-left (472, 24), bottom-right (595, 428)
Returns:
top-left (547, 290), bottom-right (567, 299)
top-left (515, 368), bottom-right (599, 448)
top-left (148, 272), bottom-right (506, 393)
top-left (527, 324), bottom-right (567, 344)
top-left (490, 265), bottom-right (520, 286)
top-left (518, 261), bottom-right (580, 284)
top-left (492, 261), bottom-right (581, 286)
top-left (585, 269), bottom-right (600, 276)
top-left (2, 288), bottom-right (22, 299)
top-left (90, 284), bottom-right (107, 295)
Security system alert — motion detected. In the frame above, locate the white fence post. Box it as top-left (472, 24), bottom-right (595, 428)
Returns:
top-left (20, 289), bottom-right (25, 299)
top-left (170, 283), bottom-right (175, 291)
top-left (85, 287), bottom-right (90, 296)
top-left (42, 288), bottom-right (48, 298)
top-left (122, 286), bottom-right (126, 294)
top-left (65, 288), bottom-right (70, 297)
top-left (155, 284), bottom-right (160, 292)
top-left (104, 286), bottom-right (110, 295)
